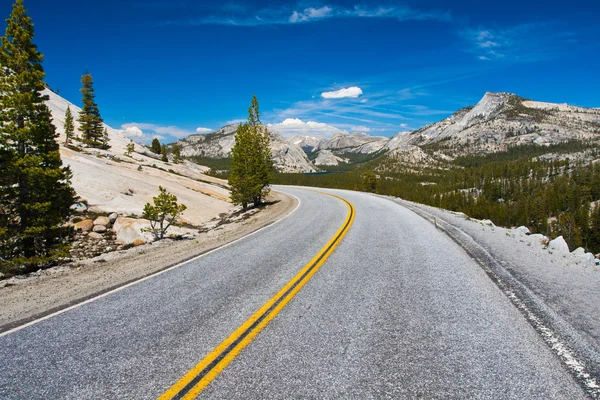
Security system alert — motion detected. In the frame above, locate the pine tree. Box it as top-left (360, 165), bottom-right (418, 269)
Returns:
top-left (248, 95), bottom-right (274, 205)
top-left (0, 0), bottom-right (76, 272)
top-left (78, 72), bottom-right (105, 148)
top-left (172, 144), bottom-right (181, 164)
top-left (142, 186), bottom-right (187, 240)
top-left (151, 137), bottom-right (161, 154)
top-left (102, 127), bottom-right (110, 149)
top-left (228, 95), bottom-right (274, 210)
top-left (64, 106), bottom-right (74, 144)
top-left (125, 141), bottom-right (134, 157)
top-left (161, 144), bottom-right (168, 162)
top-left (229, 123), bottom-right (254, 210)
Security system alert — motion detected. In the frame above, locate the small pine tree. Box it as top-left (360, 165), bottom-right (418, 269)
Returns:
top-left (78, 72), bottom-right (105, 148)
top-left (64, 106), bottom-right (74, 144)
top-left (125, 141), bottom-right (135, 157)
top-left (172, 144), bottom-right (181, 164)
top-left (142, 186), bottom-right (187, 240)
top-left (151, 138), bottom-right (161, 154)
top-left (228, 95), bottom-right (274, 210)
top-left (0, 0), bottom-right (76, 272)
top-left (161, 144), bottom-right (168, 162)
top-left (101, 127), bottom-right (110, 149)
top-left (361, 171), bottom-right (378, 193)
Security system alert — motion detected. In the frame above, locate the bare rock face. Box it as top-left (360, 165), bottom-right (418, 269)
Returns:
top-left (93, 216), bottom-right (110, 227)
top-left (378, 92), bottom-right (600, 169)
top-left (313, 149), bottom-right (348, 166)
top-left (74, 219), bottom-right (94, 232)
top-left (314, 132), bottom-right (388, 154)
top-left (175, 125), bottom-right (317, 173)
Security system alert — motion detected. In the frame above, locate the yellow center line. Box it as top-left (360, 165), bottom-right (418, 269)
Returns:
top-left (159, 191), bottom-right (355, 400)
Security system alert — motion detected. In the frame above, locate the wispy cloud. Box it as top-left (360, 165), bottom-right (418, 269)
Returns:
top-left (196, 127), bottom-right (213, 133)
top-left (463, 23), bottom-right (575, 63)
top-left (164, 3), bottom-right (451, 26)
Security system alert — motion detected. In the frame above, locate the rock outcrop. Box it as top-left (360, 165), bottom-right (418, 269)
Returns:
top-left (175, 125), bottom-right (317, 173)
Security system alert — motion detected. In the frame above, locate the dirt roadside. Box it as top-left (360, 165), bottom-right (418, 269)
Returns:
top-left (0, 190), bottom-right (297, 332)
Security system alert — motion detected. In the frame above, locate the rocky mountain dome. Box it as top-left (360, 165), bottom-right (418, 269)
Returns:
top-left (174, 125), bottom-right (316, 173)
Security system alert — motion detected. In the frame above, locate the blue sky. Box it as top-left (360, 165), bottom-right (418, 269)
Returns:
top-left (6, 0), bottom-right (600, 143)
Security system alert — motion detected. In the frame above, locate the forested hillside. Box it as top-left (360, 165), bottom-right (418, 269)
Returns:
top-left (274, 141), bottom-right (600, 254)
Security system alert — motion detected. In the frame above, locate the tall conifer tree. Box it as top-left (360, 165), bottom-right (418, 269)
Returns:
top-left (229, 95), bottom-right (274, 210)
top-left (64, 106), bottom-right (74, 144)
top-left (0, 0), bottom-right (75, 271)
top-left (151, 137), bottom-right (161, 154)
top-left (78, 72), bottom-right (106, 148)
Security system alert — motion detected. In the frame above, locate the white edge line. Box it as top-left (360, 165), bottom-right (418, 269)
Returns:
top-left (0, 189), bottom-right (302, 338)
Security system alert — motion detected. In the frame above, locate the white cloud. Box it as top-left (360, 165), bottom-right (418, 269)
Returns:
top-left (351, 125), bottom-right (371, 132)
top-left (196, 127), bottom-right (213, 133)
top-left (122, 126), bottom-right (144, 138)
top-left (268, 118), bottom-right (347, 139)
top-left (400, 123), bottom-right (409, 128)
top-left (321, 86), bottom-right (363, 99)
top-left (290, 6), bottom-right (332, 23)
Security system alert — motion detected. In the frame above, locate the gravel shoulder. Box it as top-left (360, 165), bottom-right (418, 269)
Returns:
top-left (0, 190), bottom-right (297, 332)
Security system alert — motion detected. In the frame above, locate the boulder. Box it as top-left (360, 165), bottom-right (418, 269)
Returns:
top-left (93, 225), bottom-right (107, 233)
top-left (93, 216), bottom-right (110, 227)
top-left (571, 247), bottom-right (586, 258)
top-left (515, 226), bottom-right (530, 235)
top-left (528, 234), bottom-right (547, 244)
top-left (481, 219), bottom-right (495, 227)
top-left (133, 238), bottom-right (145, 247)
top-left (74, 219), bottom-right (94, 232)
top-left (108, 213), bottom-right (119, 223)
top-left (584, 253), bottom-right (595, 262)
top-left (113, 216), bottom-right (153, 244)
top-left (70, 202), bottom-right (88, 213)
top-left (548, 236), bottom-right (570, 253)
top-left (88, 232), bottom-right (103, 240)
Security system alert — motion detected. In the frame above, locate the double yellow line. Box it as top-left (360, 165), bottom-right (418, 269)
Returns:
top-left (159, 192), bottom-right (355, 399)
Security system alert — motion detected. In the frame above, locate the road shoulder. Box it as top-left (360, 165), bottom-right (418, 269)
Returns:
top-left (380, 194), bottom-right (600, 397)
top-left (0, 191), bottom-right (298, 332)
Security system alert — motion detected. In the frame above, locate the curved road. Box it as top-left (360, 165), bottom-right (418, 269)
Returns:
top-left (0, 187), bottom-right (586, 398)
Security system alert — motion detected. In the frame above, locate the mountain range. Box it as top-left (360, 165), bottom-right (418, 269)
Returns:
top-left (175, 92), bottom-right (600, 172)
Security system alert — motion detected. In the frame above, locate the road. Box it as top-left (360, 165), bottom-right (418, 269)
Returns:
top-left (0, 187), bottom-right (587, 399)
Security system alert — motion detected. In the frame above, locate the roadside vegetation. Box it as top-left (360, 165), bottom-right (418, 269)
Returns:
top-left (142, 186), bottom-right (187, 240)
top-left (0, 0), bottom-right (76, 274)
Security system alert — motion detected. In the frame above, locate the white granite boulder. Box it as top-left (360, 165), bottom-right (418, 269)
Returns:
top-left (548, 236), bottom-right (570, 253)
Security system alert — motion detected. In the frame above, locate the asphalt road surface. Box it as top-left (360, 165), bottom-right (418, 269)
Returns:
top-left (0, 187), bottom-right (587, 399)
